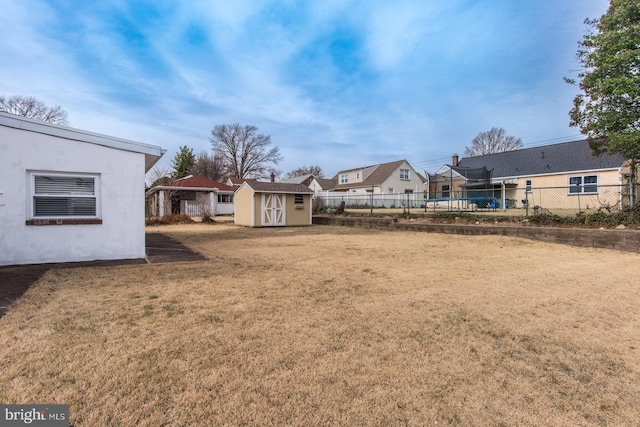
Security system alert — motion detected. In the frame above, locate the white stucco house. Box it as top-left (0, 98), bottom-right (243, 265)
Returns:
top-left (0, 112), bottom-right (165, 266)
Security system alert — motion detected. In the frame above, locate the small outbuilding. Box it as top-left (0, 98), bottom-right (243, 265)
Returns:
top-left (234, 181), bottom-right (314, 227)
top-left (0, 112), bottom-right (164, 266)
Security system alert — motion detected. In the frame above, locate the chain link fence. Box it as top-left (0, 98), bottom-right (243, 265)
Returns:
top-left (315, 183), bottom-right (638, 217)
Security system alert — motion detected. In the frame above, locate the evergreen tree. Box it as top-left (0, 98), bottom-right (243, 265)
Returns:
top-left (171, 146), bottom-right (195, 179)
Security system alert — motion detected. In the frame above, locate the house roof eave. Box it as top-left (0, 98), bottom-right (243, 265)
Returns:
top-left (1, 111), bottom-right (165, 172)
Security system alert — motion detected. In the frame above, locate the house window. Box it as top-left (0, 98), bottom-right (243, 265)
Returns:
top-left (294, 194), bottom-right (304, 204)
top-left (442, 184), bottom-right (450, 198)
top-left (218, 194), bottom-right (233, 203)
top-left (525, 180), bottom-right (532, 193)
top-left (569, 175), bottom-right (598, 194)
top-left (388, 188), bottom-right (394, 194)
top-left (340, 174), bottom-right (348, 184)
top-left (356, 172), bottom-right (360, 180)
top-left (404, 189), bottom-right (413, 194)
top-left (400, 169), bottom-right (410, 180)
top-left (29, 172), bottom-right (100, 222)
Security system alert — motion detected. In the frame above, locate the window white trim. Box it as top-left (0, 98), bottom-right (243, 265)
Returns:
top-left (525, 179), bottom-right (532, 193)
top-left (442, 184), bottom-right (450, 198)
top-left (400, 169), bottom-right (410, 180)
top-left (217, 194), bottom-right (234, 203)
top-left (568, 174), bottom-right (598, 195)
top-left (340, 174), bottom-right (349, 184)
top-left (28, 171), bottom-right (101, 220)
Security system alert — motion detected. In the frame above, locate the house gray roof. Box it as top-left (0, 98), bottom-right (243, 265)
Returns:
top-left (243, 181), bottom-right (314, 194)
top-left (315, 178), bottom-right (337, 190)
top-left (457, 139), bottom-right (625, 179)
top-left (332, 159), bottom-right (423, 190)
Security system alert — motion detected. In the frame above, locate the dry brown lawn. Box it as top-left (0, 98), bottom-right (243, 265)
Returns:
top-left (1, 224), bottom-right (639, 426)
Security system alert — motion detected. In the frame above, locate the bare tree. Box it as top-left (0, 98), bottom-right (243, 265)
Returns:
top-left (145, 165), bottom-right (172, 188)
top-left (464, 127), bottom-right (523, 157)
top-left (0, 95), bottom-right (69, 125)
top-left (145, 165), bottom-right (177, 217)
top-left (285, 165), bottom-right (324, 179)
top-left (210, 123), bottom-right (282, 179)
top-left (190, 151), bottom-right (226, 182)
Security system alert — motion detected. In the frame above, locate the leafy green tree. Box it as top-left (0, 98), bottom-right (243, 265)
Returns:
top-left (285, 165), bottom-right (324, 179)
top-left (567, 0), bottom-right (640, 204)
top-left (171, 145), bottom-right (195, 179)
top-left (210, 123), bottom-right (282, 179)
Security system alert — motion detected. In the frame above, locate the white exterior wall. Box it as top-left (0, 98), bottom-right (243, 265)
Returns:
top-left (216, 201), bottom-right (234, 215)
top-left (379, 162), bottom-right (426, 194)
top-left (341, 162), bottom-right (426, 195)
top-left (0, 125), bottom-right (148, 265)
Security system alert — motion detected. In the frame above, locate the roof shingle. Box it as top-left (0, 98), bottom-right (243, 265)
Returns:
top-left (458, 140), bottom-right (625, 178)
top-left (244, 181), bottom-right (314, 193)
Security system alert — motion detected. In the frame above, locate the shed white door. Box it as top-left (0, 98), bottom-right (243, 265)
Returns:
top-left (262, 194), bottom-right (285, 226)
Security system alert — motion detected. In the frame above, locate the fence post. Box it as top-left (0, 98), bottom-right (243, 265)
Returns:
top-left (407, 192), bottom-right (410, 215)
top-left (370, 186), bottom-right (373, 215)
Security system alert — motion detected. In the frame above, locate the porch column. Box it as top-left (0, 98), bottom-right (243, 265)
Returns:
top-left (159, 190), bottom-right (165, 217)
top-left (210, 191), bottom-right (217, 216)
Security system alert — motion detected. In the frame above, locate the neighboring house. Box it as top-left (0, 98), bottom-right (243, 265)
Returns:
top-left (0, 111), bottom-right (164, 266)
top-left (146, 175), bottom-right (235, 217)
top-left (429, 139), bottom-right (627, 210)
top-left (234, 181), bottom-right (314, 227)
top-left (278, 174), bottom-right (339, 195)
top-left (309, 177), bottom-right (337, 194)
top-left (332, 159), bottom-right (426, 194)
top-left (278, 174), bottom-right (315, 187)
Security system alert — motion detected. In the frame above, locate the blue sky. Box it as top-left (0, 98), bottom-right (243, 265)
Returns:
top-left (0, 0), bottom-right (609, 178)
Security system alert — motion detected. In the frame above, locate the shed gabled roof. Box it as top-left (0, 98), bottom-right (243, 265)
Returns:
top-left (0, 111), bottom-right (165, 172)
top-left (241, 181), bottom-right (314, 194)
top-left (457, 139), bottom-right (625, 179)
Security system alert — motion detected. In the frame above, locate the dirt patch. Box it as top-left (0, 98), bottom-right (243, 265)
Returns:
top-left (0, 265), bottom-right (49, 317)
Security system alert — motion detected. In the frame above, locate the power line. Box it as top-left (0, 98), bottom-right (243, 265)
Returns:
top-left (324, 134), bottom-right (586, 176)
top-left (413, 134), bottom-right (585, 172)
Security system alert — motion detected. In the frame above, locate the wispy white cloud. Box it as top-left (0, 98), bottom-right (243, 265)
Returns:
top-left (0, 0), bottom-right (610, 175)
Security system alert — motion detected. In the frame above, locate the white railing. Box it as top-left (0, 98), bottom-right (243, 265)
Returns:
top-left (184, 200), bottom-right (202, 216)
